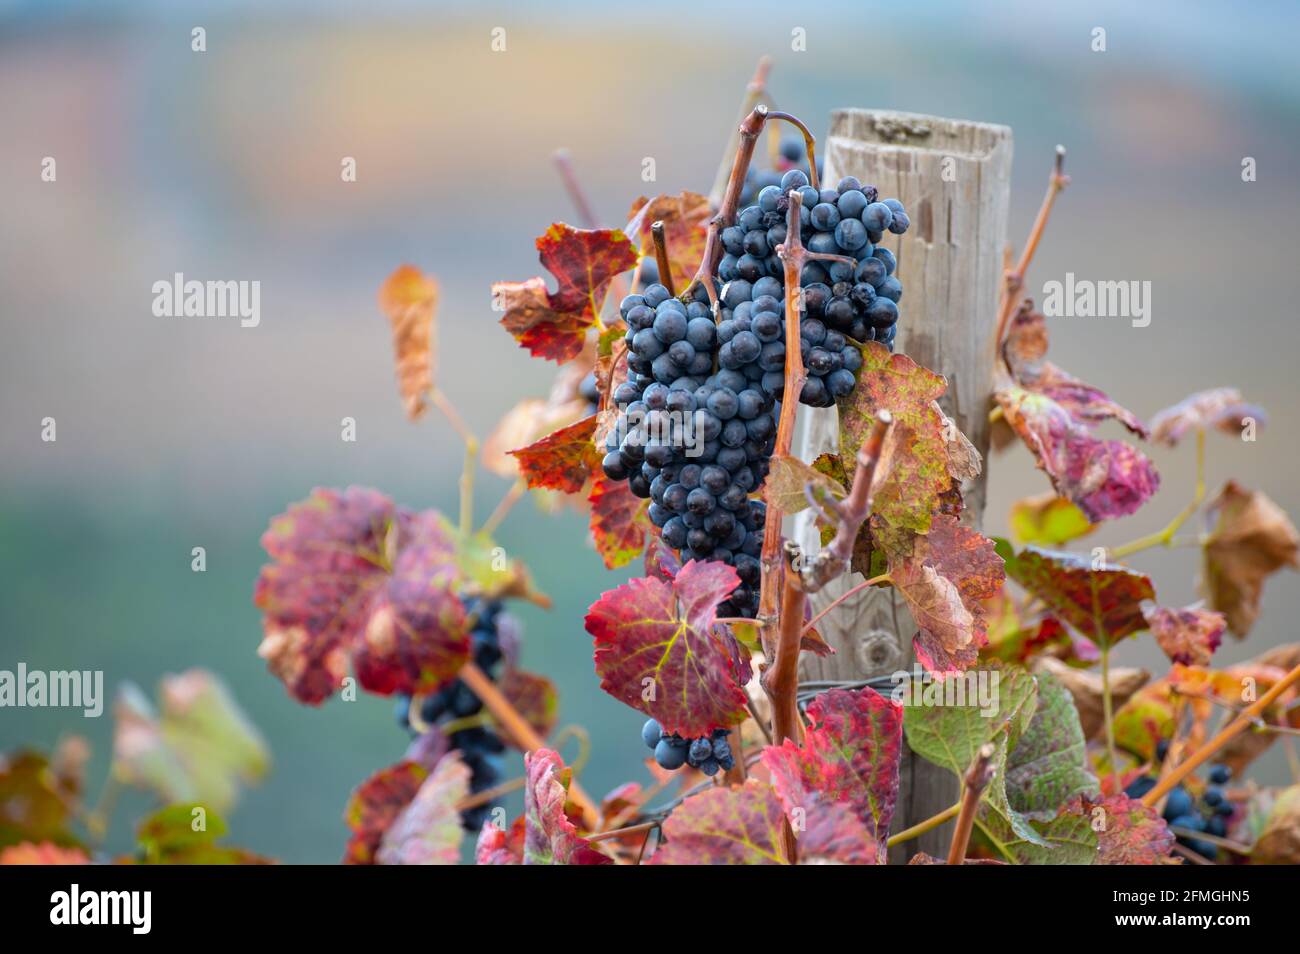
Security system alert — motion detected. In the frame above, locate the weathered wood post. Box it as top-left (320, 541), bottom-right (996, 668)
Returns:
top-left (794, 109), bottom-right (1013, 862)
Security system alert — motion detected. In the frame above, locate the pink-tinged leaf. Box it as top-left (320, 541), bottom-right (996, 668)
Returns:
top-left (760, 687), bottom-right (903, 855)
top-left (588, 474), bottom-right (650, 569)
top-left (651, 780), bottom-right (788, 865)
top-left (995, 384), bottom-right (1159, 522)
top-left (342, 760), bottom-right (427, 865)
top-left (1149, 388), bottom-right (1267, 448)
top-left (797, 799), bottom-right (881, 864)
top-left (475, 817), bottom-right (525, 865)
top-left (509, 414), bottom-right (600, 494)
top-left (1069, 794), bottom-right (1175, 864)
top-left (836, 344), bottom-right (953, 533)
top-left (1143, 604), bottom-right (1225, 667)
top-left (254, 488), bottom-right (468, 704)
top-left (353, 535), bottom-right (470, 697)
top-left (496, 669), bottom-right (559, 749)
top-left (376, 751), bottom-right (469, 865)
top-left (522, 749), bottom-right (612, 865)
top-left (1003, 305), bottom-right (1148, 437)
top-left (644, 535), bottom-right (683, 582)
top-left (585, 560), bottom-right (749, 737)
top-left (1004, 546), bottom-right (1155, 648)
top-left (884, 516), bottom-right (1006, 676)
top-left (1202, 481), bottom-right (1300, 637)
top-left (494, 226), bottom-right (639, 362)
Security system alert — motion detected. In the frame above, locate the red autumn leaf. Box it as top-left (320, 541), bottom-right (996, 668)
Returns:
top-left (625, 192), bottom-right (712, 292)
top-left (1002, 305), bottom-right (1148, 437)
top-left (651, 780), bottom-right (788, 865)
top-left (377, 264), bottom-right (438, 421)
top-left (796, 798), bottom-right (881, 864)
top-left (376, 751), bottom-right (469, 865)
top-left (836, 343), bottom-right (953, 533)
top-left (1143, 604), bottom-right (1225, 667)
top-left (883, 515), bottom-right (1005, 675)
top-left (760, 687), bottom-right (903, 856)
top-left (585, 560), bottom-right (749, 738)
top-left (1069, 793), bottom-right (1174, 864)
top-left (496, 669), bottom-right (559, 749)
top-left (509, 414), bottom-right (600, 494)
top-left (342, 760), bottom-right (427, 865)
top-left (1201, 481), bottom-right (1300, 637)
top-left (1149, 388), bottom-right (1266, 448)
top-left (352, 531), bottom-right (472, 698)
top-left (996, 385), bottom-right (1159, 522)
top-left (644, 534), bottom-right (683, 582)
top-left (1003, 546), bottom-right (1154, 648)
top-left (481, 396), bottom-right (590, 480)
top-left (588, 473), bottom-right (650, 569)
top-left (254, 488), bottom-right (469, 704)
top-left (995, 307), bottom-right (1158, 522)
top-left (494, 225), bottom-right (639, 363)
top-left (522, 749), bottom-right (612, 865)
top-left (475, 816), bottom-right (525, 865)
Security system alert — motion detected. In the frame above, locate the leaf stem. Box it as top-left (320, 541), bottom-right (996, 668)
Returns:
top-left (801, 573), bottom-right (891, 636)
top-left (479, 478), bottom-right (527, 538)
top-left (708, 57), bottom-right (773, 209)
top-left (885, 801), bottom-right (961, 848)
top-left (429, 387), bottom-right (480, 536)
top-left (553, 149), bottom-right (599, 229)
top-left (1142, 661), bottom-right (1300, 808)
top-left (459, 661), bottom-right (601, 830)
top-left (1108, 428), bottom-right (1206, 559)
top-left (650, 220), bottom-right (676, 297)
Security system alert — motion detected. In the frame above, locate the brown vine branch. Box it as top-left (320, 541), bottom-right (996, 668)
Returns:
top-left (948, 742), bottom-right (997, 865)
top-left (799, 412), bottom-right (893, 593)
top-left (650, 220), bottom-right (676, 297)
top-left (993, 145), bottom-right (1069, 368)
top-left (763, 541), bottom-right (808, 749)
top-left (459, 661), bottom-right (601, 830)
top-left (1142, 661), bottom-right (1300, 808)
top-left (757, 187), bottom-right (855, 652)
top-left (684, 105), bottom-right (772, 312)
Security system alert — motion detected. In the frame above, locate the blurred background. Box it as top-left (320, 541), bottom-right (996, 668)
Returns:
top-left (2, 0), bottom-right (1298, 862)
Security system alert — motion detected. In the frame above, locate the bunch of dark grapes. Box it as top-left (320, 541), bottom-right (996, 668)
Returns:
top-left (640, 718), bottom-right (735, 776)
top-left (1124, 741), bottom-right (1234, 859)
top-left (720, 169), bottom-right (909, 403)
top-left (602, 281), bottom-right (770, 618)
top-left (395, 598), bottom-right (512, 830)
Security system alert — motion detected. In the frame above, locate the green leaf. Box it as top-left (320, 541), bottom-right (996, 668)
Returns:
top-left (1005, 670), bottom-right (1099, 820)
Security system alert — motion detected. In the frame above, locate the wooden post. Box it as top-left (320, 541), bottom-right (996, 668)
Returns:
top-left (794, 109), bottom-right (1013, 862)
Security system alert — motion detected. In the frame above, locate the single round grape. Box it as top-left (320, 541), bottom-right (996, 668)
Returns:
top-left (652, 309), bottom-right (688, 344)
top-left (800, 376), bottom-right (829, 406)
top-left (855, 257), bottom-right (888, 288)
top-left (701, 465), bottom-right (730, 495)
top-left (737, 206), bottom-right (764, 232)
top-left (876, 276), bottom-right (903, 303)
top-left (861, 202), bottom-right (894, 233)
top-left (721, 418), bottom-right (747, 447)
top-left (827, 368), bottom-right (856, 397)
top-left (730, 331), bottom-right (762, 364)
top-left (872, 247), bottom-right (897, 275)
top-left (888, 209), bottom-right (910, 235)
top-left (836, 189), bottom-right (868, 219)
top-left (642, 283), bottom-right (671, 308)
top-left (780, 168), bottom-right (810, 191)
top-left (810, 203), bottom-right (841, 231)
top-left (867, 297), bottom-right (899, 329)
top-left (662, 516), bottom-right (688, 548)
top-left (883, 198), bottom-right (905, 213)
top-left (721, 226), bottom-right (745, 256)
top-left (722, 280), bottom-right (753, 308)
top-left (654, 737), bottom-right (688, 770)
top-left (642, 718), bottom-right (663, 749)
top-left (837, 175), bottom-right (862, 194)
top-left (807, 231), bottom-right (839, 255)
top-left (835, 217), bottom-right (869, 251)
top-left (631, 327), bottom-right (664, 359)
